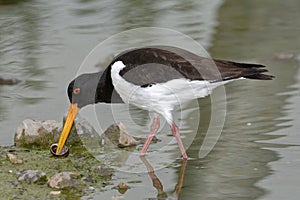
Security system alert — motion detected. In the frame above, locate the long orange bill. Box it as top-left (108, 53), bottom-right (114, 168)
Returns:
top-left (56, 103), bottom-right (80, 154)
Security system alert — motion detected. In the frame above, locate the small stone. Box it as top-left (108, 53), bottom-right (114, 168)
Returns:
top-left (48, 172), bottom-right (80, 189)
top-left (6, 153), bottom-right (23, 164)
top-left (16, 169), bottom-right (47, 184)
top-left (117, 182), bottom-right (130, 194)
top-left (50, 191), bottom-right (61, 195)
top-left (88, 186), bottom-right (95, 191)
top-left (102, 123), bottom-right (137, 148)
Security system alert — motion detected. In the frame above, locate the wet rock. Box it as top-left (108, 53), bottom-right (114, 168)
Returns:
top-left (16, 169), bottom-right (47, 184)
top-left (90, 165), bottom-right (112, 177)
top-left (15, 116), bottom-right (102, 150)
top-left (101, 123), bottom-right (137, 148)
top-left (0, 77), bottom-right (20, 85)
top-left (72, 117), bottom-right (102, 146)
top-left (48, 172), bottom-right (81, 189)
top-left (135, 135), bottom-right (160, 144)
top-left (81, 173), bottom-right (97, 183)
top-left (117, 182), bottom-right (130, 194)
top-left (6, 153), bottom-right (23, 164)
top-left (14, 119), bottom-right (81, 149)
top-left (74, 117), bottom-right (100, 137)
top-left (14, 119), bottom-right (62, 149)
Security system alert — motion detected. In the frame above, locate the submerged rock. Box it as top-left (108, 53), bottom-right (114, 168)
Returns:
top-left (0, 77), bottom-right (20, 85)
top-left (6, 153), bottom-right (23, 164)
top-left (74, 117), bottom-right (100, 138)
top-left (101, 123), bottom-right (137, 148)
top-left (117, 182), bottom-right (130, 194)
top-left (90, 165), bottom-right (112, 177)
top-left (16, 169), bottom-right (47, 184)
top-left (48, 172), bottom-right (81, 189)
top-left (136, 135), bottom-right (160, 144)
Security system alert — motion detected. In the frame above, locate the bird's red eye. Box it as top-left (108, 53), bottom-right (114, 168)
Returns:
top-left (73, 88), bottom-right (81, 94)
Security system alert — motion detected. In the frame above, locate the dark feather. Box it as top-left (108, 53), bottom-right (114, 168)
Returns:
top-left (110, 45), bottom-right (274, 86)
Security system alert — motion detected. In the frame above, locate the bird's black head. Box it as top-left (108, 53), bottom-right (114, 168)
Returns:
top-left (55, 71), bottom-right (109, 155)
top-left (67, 72), bottom-right (102, 108)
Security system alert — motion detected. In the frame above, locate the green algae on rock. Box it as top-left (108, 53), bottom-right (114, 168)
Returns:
top-left (48, 172), bottom-right (82, 189)
top-left (14, 119), bottom-right (81, 149)
top-left (16, 169), bottom-right (47, 184)
top-left (15, 119), bottom-right (67, 149)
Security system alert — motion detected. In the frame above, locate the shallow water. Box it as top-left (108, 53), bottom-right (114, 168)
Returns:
top-left (1, 0), bottom-right (300, 199)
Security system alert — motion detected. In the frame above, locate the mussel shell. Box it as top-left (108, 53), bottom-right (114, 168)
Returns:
top-left (50, 144), bottom-right (69, 157)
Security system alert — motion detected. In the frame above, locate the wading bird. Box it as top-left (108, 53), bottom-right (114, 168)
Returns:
top-left (54, 46), bottom-right (274, 159)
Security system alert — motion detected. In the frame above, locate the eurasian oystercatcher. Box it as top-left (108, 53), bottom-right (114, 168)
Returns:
top-left (55, 46), bottom-right (274, 159)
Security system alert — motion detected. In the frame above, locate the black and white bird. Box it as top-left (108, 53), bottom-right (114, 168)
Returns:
top-left (55, 46), bottom-right (274, 159)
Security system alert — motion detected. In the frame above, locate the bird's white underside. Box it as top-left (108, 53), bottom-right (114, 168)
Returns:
top-left (111, 61), bottom-right (233, 124)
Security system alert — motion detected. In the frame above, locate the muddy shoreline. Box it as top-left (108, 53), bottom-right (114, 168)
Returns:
top-left (0, 144), bottom-right (112, 199)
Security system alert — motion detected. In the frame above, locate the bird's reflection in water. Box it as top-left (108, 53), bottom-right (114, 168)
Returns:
top-left (140, 156), bottom-right (187, 200)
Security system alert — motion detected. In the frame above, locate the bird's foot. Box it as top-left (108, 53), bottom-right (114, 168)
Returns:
top-left (182, 153), bottom-right (188, 160)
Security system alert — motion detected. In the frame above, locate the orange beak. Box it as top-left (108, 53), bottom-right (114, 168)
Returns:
top-left (56, 103), bottom-right (80, 154)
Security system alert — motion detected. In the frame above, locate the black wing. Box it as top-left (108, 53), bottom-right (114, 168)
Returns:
top-left (111, 45), bottom-right (274, 86)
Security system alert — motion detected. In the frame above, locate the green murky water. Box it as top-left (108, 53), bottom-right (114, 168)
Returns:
top-left (1, 0), bottom-right (299, 199)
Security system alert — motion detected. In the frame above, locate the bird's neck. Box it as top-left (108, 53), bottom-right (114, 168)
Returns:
top-left (96, 66), bottom-right (123, 104)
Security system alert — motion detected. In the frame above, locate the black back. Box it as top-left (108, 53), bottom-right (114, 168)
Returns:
top-left (110, 45), bottom-right (273, 86)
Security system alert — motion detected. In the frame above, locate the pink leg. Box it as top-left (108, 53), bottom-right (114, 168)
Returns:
top-left (170, 123), bottom-right (188, 160)
top-left (139, 116), bottom-right (160, 156)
